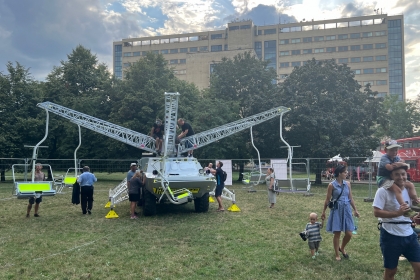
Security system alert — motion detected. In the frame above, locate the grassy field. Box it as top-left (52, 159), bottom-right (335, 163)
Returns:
top-left (1, 178), bottom-right (419, 280)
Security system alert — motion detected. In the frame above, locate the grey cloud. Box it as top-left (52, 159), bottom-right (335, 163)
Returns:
top-left (0, 0), bottom-right (142, 79)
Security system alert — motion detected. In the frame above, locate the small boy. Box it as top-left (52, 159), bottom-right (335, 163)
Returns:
top-left (304, 212), bottom-right (323, 259)
top-left (377, 140), bottom-right (420, 214)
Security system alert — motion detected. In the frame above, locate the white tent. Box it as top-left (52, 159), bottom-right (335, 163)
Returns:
top-left (365, 150), bottom-right (384, 163)
top-left (328, 154), bottom-right (343, 162)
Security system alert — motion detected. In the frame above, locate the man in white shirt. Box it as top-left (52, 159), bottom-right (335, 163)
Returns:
top-left (373, 163), bottom-right (420, 280)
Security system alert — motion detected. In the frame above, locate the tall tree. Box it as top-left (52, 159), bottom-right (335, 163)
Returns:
top-left (208, 51), bottom-right (284, 163)
top-left (376, 94), bottom-right (420, 139)
top-left (279, 59), bottom-right (382, 183)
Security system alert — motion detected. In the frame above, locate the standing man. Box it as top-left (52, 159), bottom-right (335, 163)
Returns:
top-left (26, 163), bottom-right (45, 218)
top-left (211, 161), bottom-right (225, 212)
top-left (150, 119), bottom-right (164, 156)
top-left (77, 166), bottom-right (97, 215)
top-left (127, 163), bottom-right (138, 188)
top-left (177, 118), bottom-right (195, 157)
top-left (373, 163), bottom-right (420, 279)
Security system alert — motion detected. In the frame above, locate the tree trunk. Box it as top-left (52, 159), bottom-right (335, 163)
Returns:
top-left (315, 172), bottom-right (322, 185)
top-left (1, 170), bottom-right (5, 182)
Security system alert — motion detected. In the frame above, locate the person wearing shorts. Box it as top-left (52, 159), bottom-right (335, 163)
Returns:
top-left (211, 161), bottom-right (224, 212)
top-left (26, 163), bottom-right (45, 218)
top-left (128, 171), bottom-right (145, 219)
top-left (373, 163), bottom-right (420, 279)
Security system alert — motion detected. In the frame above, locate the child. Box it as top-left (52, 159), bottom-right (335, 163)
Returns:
top-left (377, 140), bottom-right (420, 214)
top-left (304, 212), bottom-right (323, 259)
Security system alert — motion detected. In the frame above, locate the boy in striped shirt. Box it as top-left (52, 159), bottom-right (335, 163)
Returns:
top-left (305, 212), bottom-right (324, 259)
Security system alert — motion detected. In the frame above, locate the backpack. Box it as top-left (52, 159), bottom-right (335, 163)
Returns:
top-left (222, 171), bottom-right (227, 182)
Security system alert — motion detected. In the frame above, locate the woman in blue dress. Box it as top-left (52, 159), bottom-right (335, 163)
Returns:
top-left (321, 164), bottom-right (360, 261)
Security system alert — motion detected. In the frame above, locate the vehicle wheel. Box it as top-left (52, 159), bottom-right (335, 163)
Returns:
top-left (142, 189), bottom-right (157, 216)
top-left (194, 192), bottom-right (209, 213)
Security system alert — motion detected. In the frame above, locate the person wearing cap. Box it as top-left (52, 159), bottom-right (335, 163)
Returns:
top-left (77, 166), bottom-right (97, 215)
top-left (26, 163), bottom-right (45, 217)
top-left (127, 163), bottom-right (138, 188)
top-left (150, 119), bottom-right (164, 156)
top-left (373, 163), bottom-right (420, 279)
top-left (377, 140), bottom-right (419, 214)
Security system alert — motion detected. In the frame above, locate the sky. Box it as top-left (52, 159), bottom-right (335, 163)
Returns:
top-left (0, 0), bottom-right (419, 100)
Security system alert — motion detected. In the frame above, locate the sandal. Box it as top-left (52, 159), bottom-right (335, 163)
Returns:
top-left (339, 248), bottom-right (349, 259)
top-left (216, 209), bottom-right (225, 212)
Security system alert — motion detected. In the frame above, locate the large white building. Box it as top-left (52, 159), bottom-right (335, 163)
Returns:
top-left (113, 14), bottom-right (405, 100)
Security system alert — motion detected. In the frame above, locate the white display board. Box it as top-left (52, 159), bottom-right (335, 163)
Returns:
top-left (215, 159), bottom-right (232, 185)
top-left (271, 159), bottom-right (287, 180)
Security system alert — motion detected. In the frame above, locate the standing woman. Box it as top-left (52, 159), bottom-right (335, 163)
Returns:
top-left (266, 168), bottom-right (276, 208)
top-left (321, 164), bottom-right (360, 261)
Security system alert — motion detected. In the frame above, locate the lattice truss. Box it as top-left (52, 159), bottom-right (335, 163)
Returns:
top-left (37, 102), bottom-right (156, 153)
top-left (178, 106), bottom-right (291, 154)
top-left (163, 92), bottom-right (179, 156)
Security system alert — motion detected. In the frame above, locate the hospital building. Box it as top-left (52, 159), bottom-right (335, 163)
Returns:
top-left (113, 14), bottom-right (405, 101)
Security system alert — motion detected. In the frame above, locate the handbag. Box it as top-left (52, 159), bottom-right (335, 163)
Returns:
top-left (328, 183), bottom-right (345, 209)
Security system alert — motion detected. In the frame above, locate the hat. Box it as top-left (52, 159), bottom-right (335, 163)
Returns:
top-left (130, 163), bottom-right (137, 167)
top-left (385, 140), bottom-right (401, 149)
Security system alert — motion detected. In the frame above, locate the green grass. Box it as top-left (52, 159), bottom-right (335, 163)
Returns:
top-left (0, 178), bottom-right (419, 280)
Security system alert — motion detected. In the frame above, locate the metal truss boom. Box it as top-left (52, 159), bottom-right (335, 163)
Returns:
top-left (36, 102), bottom-right (156, 153)
top-left (178, 106), bottom-right (290, 154)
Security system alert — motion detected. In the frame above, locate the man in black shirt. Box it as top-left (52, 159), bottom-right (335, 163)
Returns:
top-left (150, 119), bottom-right (164, 156)
top-left (211, 161), bottom-right (225, 211)
top-left (177, 118), bottom-right (195, 157)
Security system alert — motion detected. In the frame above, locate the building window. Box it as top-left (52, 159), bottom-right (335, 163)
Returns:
top-left (353, 69), bottom-right (361, 74)
top-left (326, 47), bottom-right (336, 53)
top-left (211, 45), bottom-right (223, 52)
top-left (264, 40), bottom-right (277, 69)
top-left (189, 47), bottom-right (198, 52)
top-left (280, 39), bottom-right (289, 45)
top-left (170, 59), bottom-right (178, 64)
top-left (350, 45), bottom-right (361, 51)
top-left (152, 50), bottom-right (159, 54)
top-left (376, 80), bottom-right (387, 85)
top-left (279, 74), bottom-right (288, 79)
top-left (326, 35), bottom-right (336, 41)
top-left (363, 56), bottom-right (374, 62)
top-left (375, 31), bottom-right (386, 36)
top-left (314, 36), bottom-right (324, 42)
top-left (257, 30), bottom-right (262, 35)
top-left (363, 81), bottom-right (374, 86)
top-left (377, 92), bottom-right (387, 98)
top-left (123, 62), bottom-right (131, 67)
top-left (376, 67), bottom-right (387, 73)
top-left (303, 37), bottom-right (312, 43)
top-left (161, 49), bottom-right (169, 54)
top-left (363, 44), bottom-right (373, 50)
top-left (264, 28), bottom-right (277, 35)
top-left (123, 52), bottom-right (133, 57)
top-left (291, 50), bottom-right (301, 55)
top-left (280, 51), bottom-right (290, 56)
top-left (211, 34), bottom-right (223, 40)
top-left (280, 62), bottom-right (290, 68)
top-left (376, 55), bottom-right (387, 61)
top-left (255, 41), bottom-right (262, 59)
top-left (338, 58), bottom-right (349, 64)
top-left (133, 52), bottom-right (140, 56)
top-left (291, 61), bottom-right (301, 67)
top-left (240, 24), bottom-right (251, 29)
top-left (376, 43), bottom-right (386, 49)
top-left (199, 46), bottom-right (208, 51)
top-left (180, 48), bottom-right (188, 53)
top-left (224, 44), bottom-right (228, 50)
top-left (291, 38), bottom-right (301, 44)
top-left (141, 51), bottom-right (148, 56)
top-left (338, 34), bottom-right (348, 40)
top-left (229, 26), bottom-right (239, 31)
top-left (303, 49), bottom-right (312, 54)
top-left (338, 46), bottom-right (348, 52)
top-left (179, 59), bottom-right (186, 64)
top-left (363, 68), bottom-right (374, 74)
top-left (363, 32), bottom-right (373, 38)
top-left (302, 61), bottom-right (309, 66)
top-left (170, 49), bottom-right (178, 54)
top-left (350, 33), bottom-right (360, 39)
top-left (314, 48), bottom-right (324, 53)
top-left (351, 57), bottom-right (361, 63)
